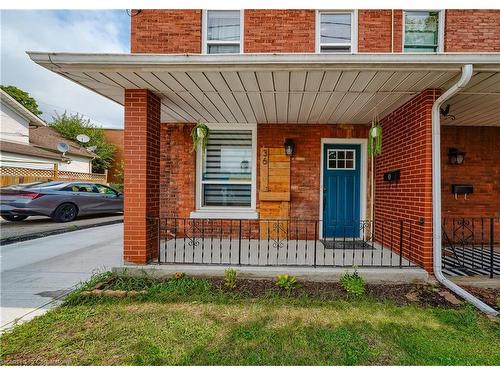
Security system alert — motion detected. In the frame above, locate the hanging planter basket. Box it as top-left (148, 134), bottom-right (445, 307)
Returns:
top-left (368, 122), bottom-right (382, 157)
top-left (191, 122), bottom-right (210, 156)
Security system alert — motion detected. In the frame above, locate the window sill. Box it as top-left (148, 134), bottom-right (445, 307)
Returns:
top-left (190, 210), bottom-right (258, 220)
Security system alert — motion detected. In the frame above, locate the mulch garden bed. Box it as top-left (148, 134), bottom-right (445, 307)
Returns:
top-left (89, 274), bottom-right (499, 311)
top-left (461, 286), bottom-right (500, 309)
top-left (208, 278), bottom-right (468, 309)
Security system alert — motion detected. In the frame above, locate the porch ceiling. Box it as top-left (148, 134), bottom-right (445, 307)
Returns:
top-left (27, 53), bottom-right (500, 126)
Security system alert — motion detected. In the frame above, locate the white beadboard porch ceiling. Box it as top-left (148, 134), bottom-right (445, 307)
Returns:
top-left (27, 53), bottom-right (500, 126)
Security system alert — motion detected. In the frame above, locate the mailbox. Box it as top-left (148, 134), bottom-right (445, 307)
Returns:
top-left (383, 170), bottom-right (400, 182)
top-left (451, 184), bottom-right (473, 195)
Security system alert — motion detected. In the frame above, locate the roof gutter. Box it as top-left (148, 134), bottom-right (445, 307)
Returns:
top-left (431, 64), bottom-right (498, 316)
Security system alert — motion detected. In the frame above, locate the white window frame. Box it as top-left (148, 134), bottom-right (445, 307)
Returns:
top-left (202, 9), bottom-right (244, 55)
top-left (327, 148), bottom-right (356, 170)
top-left (402, 10), bottom-right (445, 53)
top-left (191, 123), bottom-right (257, 219)
top-left (316, 10), bottom-right (358, 53)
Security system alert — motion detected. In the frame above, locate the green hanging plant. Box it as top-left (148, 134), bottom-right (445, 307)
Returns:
top-left (368, 121), bottom-right (382, 157)
top-left (191, 122), bottom-right (210, 156)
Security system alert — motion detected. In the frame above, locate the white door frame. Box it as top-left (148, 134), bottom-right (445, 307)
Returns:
top-left (319, 138), bottom-right (368, 238)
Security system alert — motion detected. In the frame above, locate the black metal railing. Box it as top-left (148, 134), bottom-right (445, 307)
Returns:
top-left (150, 218), bottom-right (418, 268)
top-left (442, 217), bottom-right (500, 278)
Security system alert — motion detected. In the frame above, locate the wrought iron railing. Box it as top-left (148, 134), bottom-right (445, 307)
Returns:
top-left (149, 218), bottom-right (419, 268)
top-left (442, 217), bottom-right (500, 278)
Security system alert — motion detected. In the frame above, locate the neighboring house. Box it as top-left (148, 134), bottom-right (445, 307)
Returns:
top-left (29, 9), bottom-right (500, 277)
top-left (103, 128), bottom-right (124, 183)
top-left (0, 89), bottom-right (94, 173)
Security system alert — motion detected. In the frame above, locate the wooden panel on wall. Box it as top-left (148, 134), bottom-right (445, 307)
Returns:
top-left (259, 147), bottom-right (291, 239)
top-left (260, 147), bottom-right (269, 192)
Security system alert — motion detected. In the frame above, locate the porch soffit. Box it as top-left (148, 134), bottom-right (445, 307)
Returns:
top-left (27, 53), bottom-right (500, 126)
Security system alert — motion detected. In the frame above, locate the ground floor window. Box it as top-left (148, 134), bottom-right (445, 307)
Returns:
top-left (193, 124), bottom-right (257, 218)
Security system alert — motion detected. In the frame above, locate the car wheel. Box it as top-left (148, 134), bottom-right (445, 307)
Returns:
top-left (52, 203), bottom-right (78, 223)
top-left (1, 214), bottom-right (29, 221)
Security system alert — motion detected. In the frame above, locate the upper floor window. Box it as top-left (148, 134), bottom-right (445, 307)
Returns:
top-left (203, 10), bottom-right (242, 54)
top-left (317, 11), bottom-right (357, 53)
top-left (403, 10), bottom-right (444, 52)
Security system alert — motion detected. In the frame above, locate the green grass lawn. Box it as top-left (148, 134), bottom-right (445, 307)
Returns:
top-left (1, 274), bottom-right (499, 365)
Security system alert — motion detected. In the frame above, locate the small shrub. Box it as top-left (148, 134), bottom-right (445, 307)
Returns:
top-left (340, 269), bottom-right (365, 298)
top-left (276, 274), bottom-right (299, 291)
top-left (496, 299), bottom-right (500, 309)
top-left (174, 272), bottom-right (185, 280)
top-left (224, 268), bottom-right (237, 289)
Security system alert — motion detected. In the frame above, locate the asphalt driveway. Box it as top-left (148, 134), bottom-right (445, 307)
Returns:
top-left (1, 223), bottom-right (123, 330)
top-left (0, 214), bottom-right (123, 244)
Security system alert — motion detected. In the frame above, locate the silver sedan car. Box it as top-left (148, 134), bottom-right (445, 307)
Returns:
top-left (0, 181), bottom-right (123, 222)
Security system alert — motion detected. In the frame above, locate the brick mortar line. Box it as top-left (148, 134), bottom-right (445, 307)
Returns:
top-left (0, 219), bottom-right (123, 246)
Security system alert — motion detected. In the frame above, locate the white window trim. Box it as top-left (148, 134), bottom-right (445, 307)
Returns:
top-left (191, 123), bottom-right (257, 220)
top-left (319, 138), bottom-right (367, 238)
top-left (316, 10), bottom-right (358, 54)
top-left (402, 9), bottom-right (445, 53)
top-left (327, 148), bottom-right (356, 170)
top-left (202, 9), bottom-right (244, 55)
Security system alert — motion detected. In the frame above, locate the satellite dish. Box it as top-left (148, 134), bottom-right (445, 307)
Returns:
top-left (57, 142), bottom-right (70, 156)
top-left (76, 134), bottom-right (90, 143)
top-left (87, 145), bottom-right (97, 152)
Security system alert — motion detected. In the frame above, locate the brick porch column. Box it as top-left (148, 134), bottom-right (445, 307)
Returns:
top-left (123, 89), bottom-right (161, 264)
top-left (375, 89), bottom-right (440, 273)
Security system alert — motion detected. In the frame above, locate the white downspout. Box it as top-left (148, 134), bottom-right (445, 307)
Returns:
top-left (432, 64), bottom-right (497, 316)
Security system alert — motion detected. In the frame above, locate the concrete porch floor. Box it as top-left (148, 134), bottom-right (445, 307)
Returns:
top-left (159, 239), bottom-right (416, 268)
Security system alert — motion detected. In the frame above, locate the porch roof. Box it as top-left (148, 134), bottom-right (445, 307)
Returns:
top-left (27, 52), bottom-right (500, 126)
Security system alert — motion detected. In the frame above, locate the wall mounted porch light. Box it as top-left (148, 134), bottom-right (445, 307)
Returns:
top-left (448, 148), bottom-right (466, 165)
top-left (284, 139), bottom-right (295, 156)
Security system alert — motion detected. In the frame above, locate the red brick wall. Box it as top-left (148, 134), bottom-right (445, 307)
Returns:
top-left (392, 10), bottom-right (403, 53)
top-left (244, 10), bottom-right (315, 53)
top-left (130, 9), bottom-right (202, 53)
top-left (445, 10), bottom-right (500, 52)
top-left (123, 89), bottom-right (161, 264)
top-left (375, 89), bottom-right (440, 271)
top-left (130, 9), bottom-right (500, 54)
top-left (257, 124), bottom-right (369, 218)
top-left (441, 126), bottom-right (500, 218)
top-left (358, 10), bottom-right (393, 52)
top-left (158, 123), bottom-right (369, 220)
top-left (160, 123), bottom-right (196, 218)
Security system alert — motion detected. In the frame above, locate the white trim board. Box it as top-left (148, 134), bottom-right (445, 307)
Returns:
top-left (319, 138), bottom-right (368, 238)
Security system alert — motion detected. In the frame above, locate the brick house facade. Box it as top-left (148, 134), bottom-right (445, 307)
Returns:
top-left (30, 9), bottom-right (500, 274)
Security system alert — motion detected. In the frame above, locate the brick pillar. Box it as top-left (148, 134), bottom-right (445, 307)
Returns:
top-left (375, 89), bottom-right (440, 273)
top-left (123, 89), bottom-right (161, 264)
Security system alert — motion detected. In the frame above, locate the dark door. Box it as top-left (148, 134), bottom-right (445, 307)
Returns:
top-left (323, 144), bottom-right (361, 238)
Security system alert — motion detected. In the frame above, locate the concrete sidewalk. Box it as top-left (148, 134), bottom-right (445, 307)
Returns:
top-left (0, 214), bottom-right (123, 245)
top-left (1, 223), bottom-right (123, 331)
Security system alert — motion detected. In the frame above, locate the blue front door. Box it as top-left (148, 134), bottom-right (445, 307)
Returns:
top-left (323, 144), bottom-right (361, 238)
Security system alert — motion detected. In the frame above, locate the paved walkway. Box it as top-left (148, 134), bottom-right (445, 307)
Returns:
top-left (1, 214), bottom-right (123, 244)
top-left (1, 223), bottom-right (123, 331)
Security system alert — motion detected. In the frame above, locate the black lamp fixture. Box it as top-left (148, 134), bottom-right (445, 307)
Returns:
top-left (284, 139), bottom-right (295, 156)
top-left (448, 148), bottom-right (466, 165)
